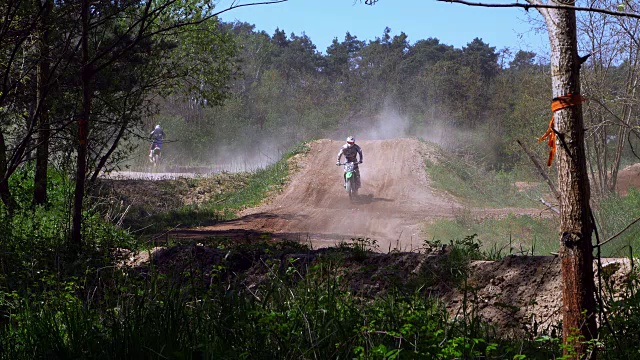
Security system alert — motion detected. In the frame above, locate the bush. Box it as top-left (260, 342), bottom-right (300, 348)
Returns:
top-left (0, 166), bottom-right (134, 291)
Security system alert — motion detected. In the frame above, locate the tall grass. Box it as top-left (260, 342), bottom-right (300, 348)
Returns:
top-left (0, 167), bottom-right (134, 292)
top-left (594, 189), bottom-right (640, 257)
top-left (424, 213), bottom-right (559, 257)
top-left (0, 245), bottom-right (560, 360)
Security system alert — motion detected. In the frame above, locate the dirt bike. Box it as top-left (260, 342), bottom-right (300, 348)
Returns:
top-left (150, 145), bottom-right (161, 167)
top-left (338, 161), bottom-right (361, 200)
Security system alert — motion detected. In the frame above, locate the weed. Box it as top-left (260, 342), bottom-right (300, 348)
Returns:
top-left (338, 237), bottom-right (380, 260)
top-left (420, 234), bottom-right (483, 287)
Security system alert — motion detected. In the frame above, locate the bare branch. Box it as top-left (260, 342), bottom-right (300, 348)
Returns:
top-left (438, 0), bottom-right (640, 19)
top-left (595, 216), bottom-right (640, 247)
top-left (517, 139), bottom-right (561, 202)
top-left (540, 197), bottom-right (560, 214)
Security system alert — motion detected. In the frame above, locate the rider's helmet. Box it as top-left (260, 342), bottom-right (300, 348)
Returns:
top-left (155, 124), bottom-right (161, 130)
top-left (346, 136), bottom-right (355, 146)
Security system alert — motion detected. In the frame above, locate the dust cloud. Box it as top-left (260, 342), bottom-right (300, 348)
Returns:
top-left (210, 136), bottom-right (293, 173)
top-left (334, 101), bottom-right (487, 154)
top-left (155, 100), bottom-right (490, 174)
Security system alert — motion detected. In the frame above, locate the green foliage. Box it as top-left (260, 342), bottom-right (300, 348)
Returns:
top-left (0, 244), bottom-right (549, 360)
top-left (597, 262), bottom-right (640, 359)
top-left (337, 237), bottom-right (379, 261)
top-left (424, 214), bottom-right (559, 257)
top-left (0, 167), bottom-right (134, 291)
top-left (422, 234), bottom-right (484, 286)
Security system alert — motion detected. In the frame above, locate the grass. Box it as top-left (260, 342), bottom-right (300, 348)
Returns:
top-left (421, 145), bottom-right (558, 256)
top-left (424, 213), bottom-right (559, 257)
top-left (424, 148), bottom-right (546, 208)
top-left (594, 188), bottom-right (640, 257)
top-left (422, 150), bottom-right (640, 257)
top-left (0, 240), bottom-right (562, 360)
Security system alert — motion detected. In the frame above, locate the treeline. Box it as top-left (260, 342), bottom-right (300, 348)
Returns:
top-left (159, 24), bottom-right (552, 169)
top-left (161, 19), bottom-right (640, 196)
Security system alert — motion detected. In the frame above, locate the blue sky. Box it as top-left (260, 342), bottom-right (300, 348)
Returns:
top-left (217, 0), bottom-right (549, 57)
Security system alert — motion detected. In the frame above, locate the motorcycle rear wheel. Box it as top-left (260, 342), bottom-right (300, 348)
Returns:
top-left (151, 150), bottom-right (161, 168)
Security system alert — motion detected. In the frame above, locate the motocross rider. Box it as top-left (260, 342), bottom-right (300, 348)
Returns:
top-left (336, 136), bottom-right (363, 188)
top-left (149, 124), bottom-right (166, 158)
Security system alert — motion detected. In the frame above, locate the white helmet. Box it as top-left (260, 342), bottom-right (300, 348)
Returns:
top-left (155, 124), bottom-right (160, 129)
top-left (346, 136), bottom-right (355, 145)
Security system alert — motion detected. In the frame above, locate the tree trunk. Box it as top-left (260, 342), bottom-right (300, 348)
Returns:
top-left (89, 120), bottom-right (128, 184)
top-left (34, 0), bottom-right (52, 206)
top-left (0, 131), bottom-right (15, 212)
top-left (71, 0), bottom-right (91, 247)
top-left (543, 3), bottom-right (597, 358)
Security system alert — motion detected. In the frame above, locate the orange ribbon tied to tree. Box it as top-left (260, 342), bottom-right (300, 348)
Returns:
top-left (538, 94), bottom-right (586, 166)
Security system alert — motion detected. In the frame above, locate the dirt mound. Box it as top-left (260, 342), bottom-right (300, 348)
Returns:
top-left (120, 243), bottom-right (633, 337)
top-left (617, 163), bottom-right (640, 195)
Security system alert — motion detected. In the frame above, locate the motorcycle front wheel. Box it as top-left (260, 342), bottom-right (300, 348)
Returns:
top-left (346, 179), bottom-right (354, 200)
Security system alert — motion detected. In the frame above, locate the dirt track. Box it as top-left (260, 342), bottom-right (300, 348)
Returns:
top-left (176, 138), bottom-right (542, 250)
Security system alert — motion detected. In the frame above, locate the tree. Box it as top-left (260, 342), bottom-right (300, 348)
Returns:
top-left (538, 5), bottom-right (597, 357)
top-left (326, 32), bottom-right (364, 81)
top-left (365, 0), bottom-right (604, 357)
top-left (33, 0), bottom-right (53, 206)
top-left (578, 0), bottom-right (640, 196)
top-left (509, 50), bottom-right (537, 70)
top-left (68, 0), bottom-right (283, 247)
top-left (458, 38), bottom-right (500, 127)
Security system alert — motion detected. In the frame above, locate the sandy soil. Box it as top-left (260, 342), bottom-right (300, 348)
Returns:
top-left (175, 138), bottom-right (543, 250)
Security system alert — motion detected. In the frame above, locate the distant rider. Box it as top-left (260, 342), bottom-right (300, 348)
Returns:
top-left (149, 124), bottom-right (166, 158)
top-left (336, 136), bottom-right (363, 188)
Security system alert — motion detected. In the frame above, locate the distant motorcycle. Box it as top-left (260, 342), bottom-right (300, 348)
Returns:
top-left (338, 161), bottom-right (360, 200)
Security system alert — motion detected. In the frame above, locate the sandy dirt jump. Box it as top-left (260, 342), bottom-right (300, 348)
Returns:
top-left (174, 138), bottom-right (540, 250)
